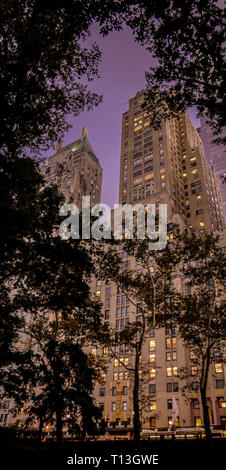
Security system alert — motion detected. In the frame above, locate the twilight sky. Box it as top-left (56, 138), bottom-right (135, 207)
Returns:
top-left (50, 26), bottom-right (200, 208)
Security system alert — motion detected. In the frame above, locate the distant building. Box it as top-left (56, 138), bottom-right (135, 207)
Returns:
top-left (199, 116), bottom-right (226, 219)
top-left (41, 127), bottom-right (103, 208)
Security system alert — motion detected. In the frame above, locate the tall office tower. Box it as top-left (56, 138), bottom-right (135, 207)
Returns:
top-left (199, 115), bottom-right (226, 219)
top-left (41, 127), bottom-right (103, 208)
top-left (91, 91), bottom-right (226, 438)
top-left (119, 90), bottom-right (225, 233)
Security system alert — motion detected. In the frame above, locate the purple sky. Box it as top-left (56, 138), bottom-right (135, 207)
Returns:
top-left (50, 26), bottom-right (200, 208)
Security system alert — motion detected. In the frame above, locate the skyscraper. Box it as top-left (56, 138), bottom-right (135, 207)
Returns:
top-left (41, 127), bottom-right (103, 208)
top-left (199, 116), bottom-right (226, 218)
top-left (90, 91), bottom-right (226, 437)
top-left (119, 90), bottom-right (225, 233)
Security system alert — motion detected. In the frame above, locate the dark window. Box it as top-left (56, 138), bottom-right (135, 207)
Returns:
top-left (112, 387), bottom-right (116, 396)
top-left (100, 388), bottom-right (105, 396)
top-left (192, 382), bottom-right (199, 391)
top-left (173, 382), bottom-right (178, 392)
top-left (216, 380), bottom-right (224, 389)
top-left (167, 399), bottom-right (172, 409)
top-left (167, 383), bottom-right (172, 392)
top-left (149, 384), bottom-right (156, 394)
top-left (185, 283), bottom-right (191, 293)
top-left (106, 287), bottom-right (111, 297)
top-left (105, 310), bottom-right (110, 320)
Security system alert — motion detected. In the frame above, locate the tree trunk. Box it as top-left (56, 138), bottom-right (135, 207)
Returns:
top-left (200, 387), bottom-right (212, 440)
top-left (38, 416), bottom-right (44, 448)
top-left (133, 350), bottom-right (141, 443)
top-left (56, 408), bottom-right (63, 448)
top-left (200, 349), bottom-right (212, 440)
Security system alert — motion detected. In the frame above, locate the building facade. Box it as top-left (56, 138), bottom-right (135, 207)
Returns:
top-left (91, 90), bottom-right (226, 436)
top-left (40, 127), bottom-right (103, 208)
top-left (199, 116), bottom-right (226, 219)
top-left (119, 91), bottom-right (225, 233)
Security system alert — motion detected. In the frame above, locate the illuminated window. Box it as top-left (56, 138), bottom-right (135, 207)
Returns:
top-left (197, 195), bottom-right (201, 200)
top-left (103, 347), bottom-right (108, 356)
top-left (119, 372), bottom-right (123, 380)
top-left (134, 125), bottom-right (142, 132)
top-left (96, 290), bottom-right (101, 296)
top-left (122, 401), bottom-right (127, 411)
top-left (161, 174), bottom-right (165, 180)
top-left (101, 374), bottom-right (106, 382)
top-left (113, 372), bottom-right (118, 381)
top-left (150, 417), bottom-right (157, 427)
top-left (150, 368), bottom-right (156, 378)
top-left (124, 357), bottom-right (129, 366)
top-left (191, 366), bottom-right (197, 375)
top-left (160, 168), bottom-right (165, 173)
top-left (91, 348), bottom-right (96, 356)
top-left (172, 337), bottom-right (176, 348)
top-left (182, 154), bottom-right (187, 159)
top-left (145, 173), bottom-right (154, 180)
top-left (173, 367), bottom-right (178, 376)
top-left (150, 340), bottom-right (156, 350)
top-left (190, 156), bottom-right (196, 162)
top-left (150, 401), bottom-right (156, 410)
top-left (139, 370), bottom-right (142, 379)
top-left (218, 398), bottom-right (226, 408)
top-left (167, 368), bottom-right (172, 377)
top-left (112, 402), bottom-right (116, 411)
top-left (183, 172), bottom-right (187, 177)
top-left (149, 354), bottom-right (156, 363)
top-left (166, 352), bottom-right (171, 361)
top-left (191, 169), bottom-right (198, 174)
top-left (172, 351), bottom-right (177, 360)
top-left (215, 363), bottom-right (223, 373)
top-left (168, 416), bottom-right (179, 427)
top-left (194, 417), bottom-right (202, 427)
top-left (200, 222), bottom-right (205, 227)
top-left (114, 359), bottom-right (119, 367)
top-left (166, 338), bottom-right (171, 349)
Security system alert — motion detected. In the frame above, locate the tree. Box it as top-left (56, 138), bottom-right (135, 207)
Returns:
top-left (0, 0), bottom-right (104, 158)
top-left (122, 0), bottom-right (225, 138)
top-left (169, 233), bottom-right (226, 439)
top-left (0, 157), bottom-right (65, 368)
top-left (95, 233), bottom-right (178, 442)
top-left (2, 318), bottom-right (103, 446)
top-left (1, 230), bottom-right (109, 446)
